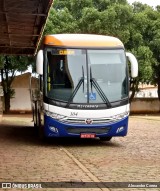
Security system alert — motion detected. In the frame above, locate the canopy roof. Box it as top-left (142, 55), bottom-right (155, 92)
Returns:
top-left (0, 0), bottom-right (53, 55)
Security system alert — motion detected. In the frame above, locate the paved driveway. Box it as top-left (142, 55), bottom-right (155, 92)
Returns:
top-left (0, 115), bottom-right (160, 191)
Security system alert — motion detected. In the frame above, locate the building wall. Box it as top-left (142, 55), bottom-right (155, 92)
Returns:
top-left (10, 73), bottom-right (38, 113)
top-left (0, 86), bottom-right (3, 120)
top-left (130, 98), bottom-right (160, 114)
top-left (10, 88), bottom-right (32, 112)
top-left (135, 88), bottom-right (158, 98)
top-left (0, 97), bottom-right (2, 121)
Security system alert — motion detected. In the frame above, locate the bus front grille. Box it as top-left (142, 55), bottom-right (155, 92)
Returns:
top-left (66, 127), bottom-right (111, 134)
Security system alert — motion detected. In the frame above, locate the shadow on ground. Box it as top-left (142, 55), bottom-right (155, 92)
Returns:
top-left (0, 123), bottom-right (122, 148)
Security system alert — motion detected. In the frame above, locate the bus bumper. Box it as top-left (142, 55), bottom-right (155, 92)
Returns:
top-left (43, 115), bottom-right (129, 138)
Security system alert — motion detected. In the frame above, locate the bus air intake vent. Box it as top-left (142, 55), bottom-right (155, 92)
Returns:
top-left (66, 127), bottom-right (111, 134)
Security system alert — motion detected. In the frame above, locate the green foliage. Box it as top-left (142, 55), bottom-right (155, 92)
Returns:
top-left (131, 46), bottom-right (155, 83)
top-left (45, 8), bottom-right (79, 34)
top-left (0, 55), bottom-right (32, 73)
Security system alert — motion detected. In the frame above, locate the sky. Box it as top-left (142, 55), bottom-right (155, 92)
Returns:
top-left (127, 0), bottom-right (160, 8)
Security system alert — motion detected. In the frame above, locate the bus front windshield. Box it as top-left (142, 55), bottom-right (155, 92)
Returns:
top-left (45, 48), bottom-right (128, 107)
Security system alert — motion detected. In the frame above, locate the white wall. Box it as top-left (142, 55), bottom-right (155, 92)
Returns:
top-left (8, 73), bottom-right (38, 113)
top-left (10, 88), bottom-right (31, 112)
top-left (135, 89), bottom-right (158, 98)
top-left (131, 98), bottom-right (160, 113)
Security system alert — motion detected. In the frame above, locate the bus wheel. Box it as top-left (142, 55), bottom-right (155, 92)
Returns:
top-left (38, 125), bottom-right (45, 140)
top-left (100, 137), bottom-right (112, 141)
top-left (38, 113), bottom-right (45, 140)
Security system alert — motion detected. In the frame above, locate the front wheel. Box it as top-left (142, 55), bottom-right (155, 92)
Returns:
top-left (37, 111), bottom-right (46, 140)
top-left (38, 125), bottom-right (46, 140)
top-left (100, 137), bottom-right (112, 141)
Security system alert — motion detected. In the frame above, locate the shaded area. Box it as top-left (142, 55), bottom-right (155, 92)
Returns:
top-left (0, 0), bottom-right (53, 55)
top-left (0, 122), bottom-right (120, 148)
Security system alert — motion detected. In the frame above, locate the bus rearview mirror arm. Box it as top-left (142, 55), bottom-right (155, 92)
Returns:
top-left (126, 52), bottom-right (138, 78)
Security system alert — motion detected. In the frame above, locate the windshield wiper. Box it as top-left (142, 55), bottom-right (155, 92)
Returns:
top-left (90, 67), bottom-right (111, 108)
top-left (66, 66), bottom-right (84, 108)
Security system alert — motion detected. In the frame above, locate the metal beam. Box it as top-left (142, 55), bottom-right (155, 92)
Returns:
top-left (0, 46), bottom-right (35, 49)
top-left (3, 0), bottom-right (11, 46)
top-left (0, 33), bottom-right (40, 37)
top-left (0, 11), bottom-right (47, 17)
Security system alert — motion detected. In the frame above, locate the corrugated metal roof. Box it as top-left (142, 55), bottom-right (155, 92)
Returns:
top-left (0, 0), bottom-right (53, 55)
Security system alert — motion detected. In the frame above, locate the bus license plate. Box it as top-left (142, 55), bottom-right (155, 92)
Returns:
top-left (80, 133), bottom-right (96, 138)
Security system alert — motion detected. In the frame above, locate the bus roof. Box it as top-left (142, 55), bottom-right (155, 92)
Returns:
top-left (43, 34), bottom-right (124, 48)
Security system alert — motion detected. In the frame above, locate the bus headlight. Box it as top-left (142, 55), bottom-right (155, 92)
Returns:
top-left (45, 110), bottom-right (66, 121)
top-left (113, 112), bottom-right (129, 120)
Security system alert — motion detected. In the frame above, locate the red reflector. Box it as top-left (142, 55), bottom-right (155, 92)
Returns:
top-left (80, 133), bottom-right (96, 138)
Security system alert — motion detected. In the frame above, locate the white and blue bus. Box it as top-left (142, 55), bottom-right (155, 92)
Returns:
top-left (31, 34), bottom-right (138, 141)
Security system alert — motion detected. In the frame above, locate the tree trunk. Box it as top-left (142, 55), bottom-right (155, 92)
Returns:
top-left (157, 77), bottom-right (160, 113)
top-left (2, 56), bottom-right (11, 113)
top-left (129, 79), bottom-right (139, 103)
top-left (129, 88), bottom-right (136, 103)
top-left (4, 92), bottom-right (10, 113)
top-left (157, 76), bottom-right (160, 101)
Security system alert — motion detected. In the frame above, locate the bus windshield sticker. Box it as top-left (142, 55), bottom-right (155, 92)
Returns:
top-left (51, 49), bottom-right (75, 55)
top-left (89, 93), bottom-right (96, 100)
top-left (59, 50), bottom-right (75, 55)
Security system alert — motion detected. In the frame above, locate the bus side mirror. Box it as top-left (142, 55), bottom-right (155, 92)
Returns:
top-left (36, 50), bottom-right (43, 75)
top-left (126, 52), bottom-right (138, 78)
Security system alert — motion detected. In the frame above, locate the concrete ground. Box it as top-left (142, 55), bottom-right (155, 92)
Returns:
top-left (0, 114), bottom-right (160, 191)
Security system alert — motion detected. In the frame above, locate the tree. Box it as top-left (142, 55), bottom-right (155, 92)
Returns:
top-left (130, 3), bottom-right (160, 100)
top-left (129, 46), bottom-right (155, 101)
top-left (0, 55), bottom-right (34, 113)
top-left (149, 13), bottom-right (160, 100)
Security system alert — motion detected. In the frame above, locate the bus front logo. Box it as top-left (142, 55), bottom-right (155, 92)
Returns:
top-left (85, 119), bottom-right (93, 124)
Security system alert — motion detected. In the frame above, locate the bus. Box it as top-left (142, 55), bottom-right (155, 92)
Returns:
top-left (31, 34), bottom-right (138, 141)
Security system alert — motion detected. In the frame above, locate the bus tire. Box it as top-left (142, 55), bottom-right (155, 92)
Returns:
top-left (38, 125), bottom-right (45, 140)
top-left (100, 137), bottom-right (112, 141)
top-left (37, 111), bottom-right (45, 140)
